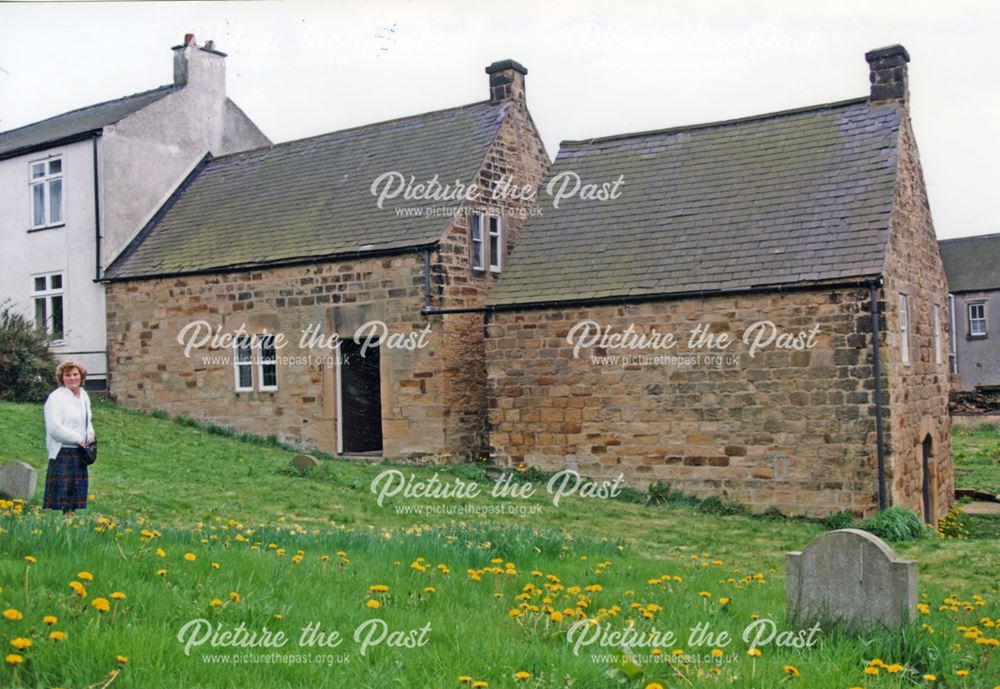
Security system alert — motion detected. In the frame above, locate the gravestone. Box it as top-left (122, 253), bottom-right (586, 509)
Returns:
top-left (786, 528), bottom-right (917, 631)
top-left (290, 454), bottom-right (321, 472)
top-left (0, 461), bottom-right (38, 501)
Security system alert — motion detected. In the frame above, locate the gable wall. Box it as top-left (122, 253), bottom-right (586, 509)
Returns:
top-left (880, 113), bottom-right (954, 520)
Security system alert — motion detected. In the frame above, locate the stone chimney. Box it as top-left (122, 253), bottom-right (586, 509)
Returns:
top-left (865, 44), bottom-right (909, 105)
top-left (485, 59), bottom-right (528, 105)
top-left (172, 33), bottom-right (226, 94)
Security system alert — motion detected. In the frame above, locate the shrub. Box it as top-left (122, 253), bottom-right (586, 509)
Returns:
top-left (858, 507), bottom-right (925, 542)
top-left (821, 510), bottom-right (856, 531)
top-left (0, 300), bottom-right (57, 403)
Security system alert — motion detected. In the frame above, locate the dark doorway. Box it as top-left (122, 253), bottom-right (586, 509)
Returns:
top-left (922, 435), bottom-right (933, 523)
top-left (339, 340), bottom-right (383, 454)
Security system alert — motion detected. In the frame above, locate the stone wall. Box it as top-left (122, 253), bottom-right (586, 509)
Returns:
top-left (430, 96), bottom-right (550, 455)
top-left (486, 287), bottom-right (885, 517)
top-left (880, 113), bottom-right (954, 520)
top-left (106, 254), bottom-right (453, 457)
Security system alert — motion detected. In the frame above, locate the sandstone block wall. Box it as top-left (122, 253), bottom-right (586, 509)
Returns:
top-left (486, 288), bottom-right (886, 517)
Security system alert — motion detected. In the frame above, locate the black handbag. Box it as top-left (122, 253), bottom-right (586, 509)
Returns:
top-left (81, 406), bottom-right (97, 465)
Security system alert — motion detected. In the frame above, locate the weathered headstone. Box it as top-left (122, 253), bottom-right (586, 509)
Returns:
top-left (0, 461), bottom-right (38, 501)
top-left (786, 528), bottom-right (917, 631)
top-left (290, 454), bottom-right (321, 472)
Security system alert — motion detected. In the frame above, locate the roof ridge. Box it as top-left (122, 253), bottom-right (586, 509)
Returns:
top-left (0, 84), bottom-right (175, 138)
top-left (560, 96), bottom-right (873, 147)
top-left (210, 99), bottom-right (500, 163)
top-left (939, 232), bottom-right (1000, 243)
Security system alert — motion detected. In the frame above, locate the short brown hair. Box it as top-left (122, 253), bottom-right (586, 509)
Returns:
top-left (55, 360), bottom-right (88, 386)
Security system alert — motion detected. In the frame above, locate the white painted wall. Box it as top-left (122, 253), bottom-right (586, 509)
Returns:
top-left (0, 138), bottom-right (108, 381)
top-left (0, 39), bottom-right (270, 389)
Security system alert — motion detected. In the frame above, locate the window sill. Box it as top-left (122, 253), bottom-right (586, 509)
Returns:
top-left (966, 334), bottom-right (989, 341)
top-left (28, 223), bottom-right (66, 233)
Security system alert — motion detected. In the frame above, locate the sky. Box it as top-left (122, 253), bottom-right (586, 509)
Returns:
top-left (1, 0), bottom-right (997, 239)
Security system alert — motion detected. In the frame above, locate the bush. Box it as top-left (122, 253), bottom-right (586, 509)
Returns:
top-left (0, 300), bottom-right (57, 403)
top-left (858, 507), bottom-right (925, 542)
top-left (821, 510), bottom-right (856, 531)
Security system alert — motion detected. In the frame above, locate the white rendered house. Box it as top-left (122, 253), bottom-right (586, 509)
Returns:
top-left (0, 34), bottom-right (269, 390)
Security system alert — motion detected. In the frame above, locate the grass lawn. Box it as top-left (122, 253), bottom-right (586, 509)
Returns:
top-left (0, 401), bottom-right (997, 688)
top-left (952, 423), bottom-right (1000, 495)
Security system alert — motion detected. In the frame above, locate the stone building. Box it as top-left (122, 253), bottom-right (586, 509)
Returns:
top-left (485, 46), bottom-right (953, 520)
top-left (939, 233), bottom-right (1000, 389)
top-left (102, 60), bottom-right (548, 458)
top-left (0, 34), bottom-right (269, 389)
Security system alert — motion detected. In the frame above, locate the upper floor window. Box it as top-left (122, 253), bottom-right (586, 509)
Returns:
top-left (30, 157), bottom-right (64, 228)
top-left (899, 294), bottom-right (910, 365)
top-left (32, 272), bottom-right (64, 341)
top-left (968, 302), bottom-right (987, 338)
top-left (471, 212), bottom-right (503, 273)
top-left (933, 304), bottom-right (943, 366)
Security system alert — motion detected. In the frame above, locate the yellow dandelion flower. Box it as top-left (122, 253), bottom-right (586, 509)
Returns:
top-left (210, 599), bottom-right (223, 608)
top-left (2, 609), bottom-right (23, 621)
top-left (229, 592), bottom-right (241, 602)
top-left (184, 553), bottom-right (196, 562)
top-left (865, 667), bottom-right (880, 676)
top-left (43, 615), bottom-right (57, 625)
top-left (211, 563), bottom-right (221, 570)
top-left (922, 675), bottom-right (936, 682)
top-left (92, 597), bottom-right (111, 613)
top-left (514, 671), bottom-right (531, 681)
top-left (956, 670), bottom-right (969, 677)
top-left (710, 649), bottom-right (724, 657)
top-left (9, 638), bottom-right (31, 651)
top-left (49, 631), bottom-right (67, 641)
top-left (366, 599), bottom-right (381, 609)
top-left (5, 654), bottom-right (23, 666)
top-left (783, 665), bottom-right (800, 677)
top-left (78, 571), bottom-right (94, 581)
top-left (156, 548), bottom-right (166, 558)
top-left (886, 663), bottom-right (903, 673)
top-left (747, 648), bottom-right (762, 657)
top-left (471, 682), bottom-right (488, 689)
top-left (24, 556), bottom-right (36, 565)
top-left (117, 655), bottom-right (128, 664)
top-left (156, 569), bottom-right (167, 577)
top-left (458, 676), bottom-right (472, 684)
top-left (645, 684), bottom-right (665, 689)
top-left (111, 592), bottom-right (126, 600)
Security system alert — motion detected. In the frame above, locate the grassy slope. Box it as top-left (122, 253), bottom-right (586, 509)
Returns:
top-left (1, 401), bottom-right (995, 593)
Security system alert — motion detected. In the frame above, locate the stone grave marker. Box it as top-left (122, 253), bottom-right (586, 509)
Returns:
top-left (786, 528), bottom-right (917, 631)
top-left (291, 454), bottom-right (321, 472)
top-left (0, 461), bottom-right (38, 501)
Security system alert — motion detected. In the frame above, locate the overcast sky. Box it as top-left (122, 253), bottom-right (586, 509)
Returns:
top-left (1, 1), bottom-right (996, 239)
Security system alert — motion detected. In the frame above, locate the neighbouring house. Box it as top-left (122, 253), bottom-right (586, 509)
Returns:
top-left (939, 233), bottom-right (1000, 389)
top-left (0, 34), bottom-right (269, 390)
top-left (485, 45), bottom-right (954, 520)
top-left (102, 60), bottom-right (548, 457)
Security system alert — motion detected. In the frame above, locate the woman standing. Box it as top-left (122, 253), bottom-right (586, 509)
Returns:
top-left (43, 361), bottom-right (95, 515)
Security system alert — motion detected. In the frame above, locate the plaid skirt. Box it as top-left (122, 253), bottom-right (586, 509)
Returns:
top-left (43, 447), bottom-right (89, 511)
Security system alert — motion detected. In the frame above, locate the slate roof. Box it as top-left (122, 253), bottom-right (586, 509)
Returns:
top-left (0, 85), bottom-right (174, 160)
top-left (488, 97), bottom-right (902, 307)
top-left (105, 100), bottom-right (509, 279)
top-left (939, 233), bottom-right (1000, 293)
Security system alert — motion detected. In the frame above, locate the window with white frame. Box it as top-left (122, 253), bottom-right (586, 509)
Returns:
top-left (470, 211), bottom-right (502, 272)
top-left (30, 157), bottom-right (64, 228)
top-left (233, 335), bottom-right (254, 391)
top-left (470, 214), bottom-right (484, 270)
top-left (949, 295), bottom-right (958, 374)
top-left (899, 294), bottom-right (910, 365)
top-left (488, 216), bottom-right (502, 272)
top-left (31, 273), bottom-right (64, 341)
top-left (233, 333), bottom-right (278, 392)
top-left (933, 304), bottom-right (942, 365)
top-left (968, 302), bottom-right (987, 337)
top-left (257, 334), bottom-right (278, 392)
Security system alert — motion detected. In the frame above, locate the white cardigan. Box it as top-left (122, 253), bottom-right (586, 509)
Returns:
top-left (43, 387), bottom-right (94, 460)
